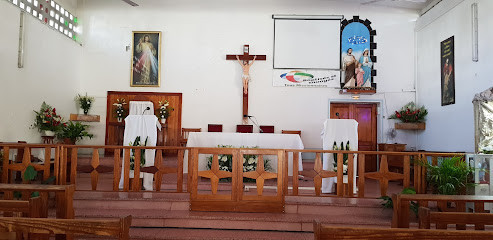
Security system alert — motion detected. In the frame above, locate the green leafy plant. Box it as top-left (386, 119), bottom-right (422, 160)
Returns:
top-left (17, 165), bottom-right (56, 198)
top-left (333, 141), bottom-right (350, 174)
top-left (425, 156), bottom-right (475, 195)
top-left (32, 102), bottom-right (64, 132)
top-left (389, 102), bottom-right (428, 123)
top-left (378, 188), bottom-right (419, 216)
top-left (113, 98), bottom-right (127, 119)
top-left (129, 136), bottom-right (147, 170)
top-left (56, 121), bottom-right (94, 144)
top-left (75, 93), bottom-right (95, 115)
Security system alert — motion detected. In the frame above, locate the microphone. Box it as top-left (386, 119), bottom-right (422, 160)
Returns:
top-left (243, 115), bottom-right (253, 118)
top-left (142, 106), bottom-right (150, 115)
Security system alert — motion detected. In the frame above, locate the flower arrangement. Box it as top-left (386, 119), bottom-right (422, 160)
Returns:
top-left (389, 102), bottom-right (428, 123)
top-left (333, 141), bottom-right (350, 174)
top-left (157, 100), bottom-right (174, 121)
top-left (480, 146), bottom-right (493, 154)
top-left (206, 145), bottom-right (272, 173)
top-left (32, 102), bottom-right (65, 134)
top-left (113, 98), bottom-right (127, 121)
top-left (129, 136), bottom-right (148, 171)
top-left (75, 93), bottom-right (95, 115)
top-left (56, 121), bottom-right (94, 145)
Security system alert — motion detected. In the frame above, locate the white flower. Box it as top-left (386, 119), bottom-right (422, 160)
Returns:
top-left (333, 166), bottom-right (337, 172)
top-left (221, 166), bottom-right (228, 171)
top-left (247, 165), bottom-right (254, 170)
top-left (248, 158), bottom-right (255, 164)
top-left (243, 158), bottom-right (246, 163)
top-left (343, 165), bottom-right (348, 173)
top-left (221, 156), bottom-right (228, 162)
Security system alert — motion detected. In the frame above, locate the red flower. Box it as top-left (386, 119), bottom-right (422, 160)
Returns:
top-left (406, 109), bottom-right (410, 114)
top-left (396, 112), bottom-right (402, 118)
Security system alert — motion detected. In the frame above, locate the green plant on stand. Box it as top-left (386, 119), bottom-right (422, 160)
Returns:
top-left (424, 156), bottom-right (475, 195)
top-left (75, 93), bottom-right (95, 115)
top-left (57, 121), bottom-right (94, 145)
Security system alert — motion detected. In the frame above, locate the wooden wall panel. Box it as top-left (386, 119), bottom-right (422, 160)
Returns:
top-left (105, 91), bottom-right (182, 155)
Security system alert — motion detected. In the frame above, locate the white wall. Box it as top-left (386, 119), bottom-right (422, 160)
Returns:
top-left (0, 1), bottom-right (81, 142)
top-left (416, 0), bottom-right (493, 152)
top-left (77, 0), bottom-right (419, 149)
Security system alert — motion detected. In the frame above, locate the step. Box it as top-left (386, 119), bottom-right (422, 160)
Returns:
top-left (128, 228), bottom-right (313, 240)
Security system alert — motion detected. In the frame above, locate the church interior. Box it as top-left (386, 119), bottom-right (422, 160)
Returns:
top-left (1, 0), bottom-right (493, 239)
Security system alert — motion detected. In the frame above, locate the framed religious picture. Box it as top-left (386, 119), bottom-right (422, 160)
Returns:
top-left (441, 36), bottom-right (455, 106)
top-left (340, 16), bottom-right (377, 92)
top-left (130, 31), bottom-right (162, 87)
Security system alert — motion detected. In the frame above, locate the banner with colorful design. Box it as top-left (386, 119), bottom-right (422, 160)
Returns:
top-left (272, 69), bottom-right (340, 87)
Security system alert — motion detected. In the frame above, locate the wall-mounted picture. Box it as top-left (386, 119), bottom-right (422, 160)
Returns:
top-left (340, 20), bottom-right (374, 90)
top-left (131, 31), bottom-right (161, 87)
top-left (441, 36), bottom-right (455, 106)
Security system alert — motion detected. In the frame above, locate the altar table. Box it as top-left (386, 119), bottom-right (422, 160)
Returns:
top-left (184, 132), bottom-right (304, 175)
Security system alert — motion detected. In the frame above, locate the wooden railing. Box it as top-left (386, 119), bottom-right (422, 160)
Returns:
top-left (392, 194), bottom-right (493, 229)
top-left (1, 143), bottom-right (465, 199)
top-left (1, 144), bottom-right (59, 184)
top-left (285, 150), bottom-right (462, 197)
top-left (419, 206), bottom-right (493, 230)
top-left (57, 145), bottom-right (187, 192)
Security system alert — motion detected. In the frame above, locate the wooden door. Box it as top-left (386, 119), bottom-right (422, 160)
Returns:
top-left (330, 103), bottom-right (378, 172)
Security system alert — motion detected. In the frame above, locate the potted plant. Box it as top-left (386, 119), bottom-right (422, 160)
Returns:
top-left (75, 93), bottom-right (95, 115)
top-left (113, 98), bottom-right (127, 122)
top-left (389, 102), bottom-right (428, 130)
top-left (333, 141), bottom-right (350, 175)
top-left (425, 156), bottom-right (474, 195)
top-left (32, 102), bottom-right (64, 136)
top-left (56, 121), bottom-right (94, 145)
top-left (156, 100), bottom-right (174, 124)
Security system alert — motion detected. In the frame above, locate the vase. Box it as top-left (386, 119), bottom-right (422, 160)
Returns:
top-left (83, 109), bottom-right (89, 115)
top-left (63, 138), bottom-right (76, 145)
top-left (160, 118), bottom-right (166, 124)
top-left (117, 117), bottom-right (122, 123)
top-left (42, 130), bottom-right (55, 137)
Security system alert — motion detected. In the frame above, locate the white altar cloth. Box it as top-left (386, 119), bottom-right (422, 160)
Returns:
top-left (184, 132), bottom-right (304, 175)
top-left (129, 101), bottom-right (154, 115)
top-left (119, 115), bottom-right (161, 190)
top-left (321, 119), bottom-right (358, 194)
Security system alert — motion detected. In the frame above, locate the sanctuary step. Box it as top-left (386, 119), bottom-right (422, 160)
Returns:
top-left (72, 191), bottom-right (392, 240)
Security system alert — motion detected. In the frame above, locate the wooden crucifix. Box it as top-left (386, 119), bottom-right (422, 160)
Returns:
top-left (226, 45), bottom-right (266, 120)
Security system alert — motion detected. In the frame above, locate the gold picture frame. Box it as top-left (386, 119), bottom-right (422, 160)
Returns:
top-left (130, 31), bottom-right (162, 87)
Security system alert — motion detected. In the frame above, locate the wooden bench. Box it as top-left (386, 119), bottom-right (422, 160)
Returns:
top-left (0, 184), bottom-right (75, 219)
top-left (0, 216), bottom-right (131, 240)
top-left (392, 194), bottom-right (493, 228)
top-left (314, 221), bottom-right (493, 240)
top-left (0, 197), bottom-right (42, 218)
top-left (419, 206), bottom-right (493, 230)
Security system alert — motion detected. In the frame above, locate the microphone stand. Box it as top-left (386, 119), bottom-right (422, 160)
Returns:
top-left (248, 116), bottom-right (263, 133)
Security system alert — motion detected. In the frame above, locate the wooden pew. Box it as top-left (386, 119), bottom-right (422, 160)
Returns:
top-left (392, 194), bottom-right (493, 228)
top-left (0, 197), bottom-right (42, 217)
top-left (314, 221), bottom-right (493, 240)
top-left (419, 206), bottom-right (493, 230)
top-left (0, 216), bottom-right (131, 240)
top-left (0, 184), bottom-right (75, 219)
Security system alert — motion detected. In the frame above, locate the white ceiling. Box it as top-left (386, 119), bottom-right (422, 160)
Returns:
top-left (329, 0), bottom-right (431, 10)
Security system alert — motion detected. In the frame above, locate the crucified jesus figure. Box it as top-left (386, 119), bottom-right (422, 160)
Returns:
top-left (236, 55), bottom-right (256, 95)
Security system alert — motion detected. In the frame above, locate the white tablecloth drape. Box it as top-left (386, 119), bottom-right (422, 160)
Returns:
top-left (184, 132), bottom-right (304, 176)
top-left (321, 119), bottom-right (358, 193)
top-left (129, 101), bottom-right (155, 115)
top-left (119, 115), bottom-right (161, 190)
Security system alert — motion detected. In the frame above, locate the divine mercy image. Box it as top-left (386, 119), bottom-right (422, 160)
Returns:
top-left (131, 31), bottom-right (161, 87)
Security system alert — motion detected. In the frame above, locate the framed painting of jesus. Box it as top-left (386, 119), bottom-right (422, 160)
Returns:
top-left (130, 31), bottom-right (162, 87)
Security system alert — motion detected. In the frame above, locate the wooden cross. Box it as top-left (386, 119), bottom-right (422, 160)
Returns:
top-left (226, 45), bottom-right (266, 120)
